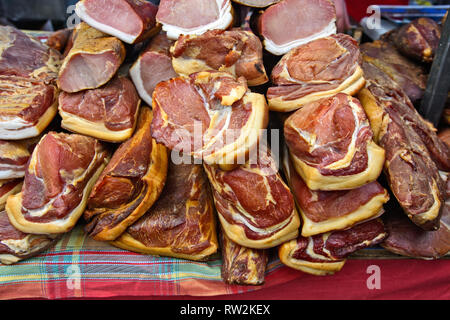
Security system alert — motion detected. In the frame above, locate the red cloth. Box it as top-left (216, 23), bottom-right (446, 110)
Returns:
top-left (345, 0), bottom-right (409, 23)
top-left (91, 258), bottom-right (450, 300)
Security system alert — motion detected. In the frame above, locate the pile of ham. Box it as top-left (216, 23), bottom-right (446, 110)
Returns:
top-left (0, 0), bottom-right (448, 286)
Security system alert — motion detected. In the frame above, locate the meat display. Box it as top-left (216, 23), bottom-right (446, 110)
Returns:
top-left (156, 0), bottom-right (234, 40)
top-left (171, 29), bottom-right (268, 86)
top-left (5, 132), bottom-right (109, 234)
top-left (382, 17), bottom-right (441, 64)
top-left (0, 179), bottom-right (22, 210)
top-left (0, 138), bottom-right (38, 179)
top-left (151, 71), bottom-right (269, 170)
top-left (129, 32), bottom-right (178, 106)
top-left (360, 40), bottom-right (428, 105)
top-left (58, 22), bottom-right (126, 93)
top-left (84, 107), bottom-right (168, 241)
top-left (220, 228), bottom-right (268, 285)
top-left (111, 161), bottom-right (218, 261)
top-left (284, 93), bottom-right (385, 191)
top-left (0, 26), bottom-right (60, 140)
top-left (258, 0), bottom-right (337, 55)
top-left (232, 0), bottom-right (280, 7)
top-left (204, 150), bottom-right (300, 249)
top-left (279, 219), bottom-right (387, 275)
top-left (267, 34), bottom-right (365, 112)
top-left (282, 150), bottom-right (388, 236)
top-left (0, 210), bottom-right (59, 265)
top-left (75, 0), bottom-right (159, 44)
top-left (358, 61), bottom-right (449, 230)
top-left (58, 76), bottom-right (141, 142)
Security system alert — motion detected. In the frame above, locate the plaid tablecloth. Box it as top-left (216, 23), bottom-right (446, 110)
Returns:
top-left (0, 224), bottom-right (304, 299)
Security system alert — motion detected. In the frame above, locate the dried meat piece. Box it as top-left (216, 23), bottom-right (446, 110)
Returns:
top-left (84, 107), bottom-right (168, 241)
top-left (111, 161), bottom-right (218, 261)
top-left (58, 76), bottom-right (140, 142)
top-left (171, 29), bottom-right (268, 86)
top-left (267, 34), bottom-right (365, 112)
top-left (76, 0), bottom-right (159, 44)
top-left (6, 132), bottom-right (110, 234)
top-left (284, 93), bottom-right (385, 191)
top-left (58, 22), bottom-right (126, 93)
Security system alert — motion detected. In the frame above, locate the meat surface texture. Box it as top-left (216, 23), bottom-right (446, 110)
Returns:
top-left (0, 210), bottom-right (59, 265)
top-left (171, 29), bottom-right (268, 86)
top-left (279, 219), bottom-right (387, 275)
top-left (76, 0), bottom-right (159, 44)
top-left (0, 138), bottom-right (38, 179)
top-left (156, 0), bottom-right (234, 40)
top-left (267, 33), bottom-right (365, 112)
top-left (5, 132), bottom-right (110, 234)
top-left (220, 227), bottom-right (268, 285)
top-left (204, 150), bottom-right (300, 249)
top-left (129, 32), bottom-right (178, 106)
top-left (360, 40), bottom-right (428, 105)
top-left (232, 0), bottom-right (280, 7)
top-left (0, 179), bottom-right (22, 210)
top-left (58, 76), bottom-right (141, 142)
top-left (358, 61), bottom-right (450, 230)
top-left (111, 161), bottom-right (218, 261)
top-left (284, 93), bottom-right (385, 191)
top-left (0, 26), bottom-right (61, 140)
top-left (258, 0), bottom-right (337, 55)
top-left (381, 203), bottom-right (449, 259)
top-left (151, 71), bottom-right (269, 170)
top-left (84, 107), bottom-right (168, 241)
top-left (58, 22), bottom-right (125, 93)
top-left (383, 17), bottom-right (441, 64)
top-left (282, 149), bottom-right (388, 236)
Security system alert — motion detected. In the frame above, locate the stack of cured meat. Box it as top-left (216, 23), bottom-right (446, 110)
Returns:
top-left (0, 0), bottom-right (448, 286)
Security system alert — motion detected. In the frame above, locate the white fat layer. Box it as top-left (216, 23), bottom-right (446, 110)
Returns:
top-left (305, 235), bottom-right (334, 261)
top-left (0, 234), bottom-right (46, 254)
top-left (161, 0), bottom-right (233, 40)
top-left (75, 2), bottom-right (138, 44)
top-left (264, 20), bottom-right (336, 56)
top-left (129, 60), bottom-right (153, 106)
top-left (0, 117), bottom-right (39, 140)
top-left (0, 168), bottom-right (24, 179)
top-left (229, 206), bottom-right (291, 236)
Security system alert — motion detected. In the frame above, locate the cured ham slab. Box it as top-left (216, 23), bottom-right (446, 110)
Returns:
top-left (5, 132), bottom-right (110, 234)
top-left (151, 71), bottom-right (269, 170)
top-left (382, 18), bottom-right (441, 64)
top-left (204, 150), bottom-right (300, 249)
top-left (76, 0), bottom-right (159, 44)
top-left (0, 210), bottom-right (59, 265)
top-left (284, 93), bottom-right (385, 191)
top-left (0, 138), bottom-right (38, 179)
top-left (84, 107), bottom-right (168, 241)
top-left (381, 203), bottom-right (449, 260)
top-left (279, 219), bottom-right (387, 276)
top-left (0, 26), bottom-right (60, 140)
top-left (360, 40), bottom-right (428, 105)
top-left (258, 0), bottom-right (336, 55)
top-left (282, 150), bottom-right (388, 236)
top-left (58, 22), bottom-right (126, 93)
top-left (171, 29), bottom-right (268, 86)
top-left (267, 34), bottom-right (365, 112)
top-left (129, 32), bottom-right (178, 106)
top-left (111, 161), bottom-right (218, 261)
top-left (358, 61), bottom-right (449, 230)
top-left (0, 179), bottom-right (22, 210)
top-left (156, 0), bottom-right (234, 40)
top-left (58, 76), bottom-right (141, 142)
top-left (220, 227), bottom-right (268, 285)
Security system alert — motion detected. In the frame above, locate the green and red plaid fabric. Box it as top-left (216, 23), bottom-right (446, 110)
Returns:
top-left (0, 225), bottom-right (302, 299)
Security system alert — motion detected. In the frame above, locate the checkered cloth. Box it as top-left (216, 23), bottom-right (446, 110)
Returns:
top-left (0, 224), bottom-right (302, 299)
